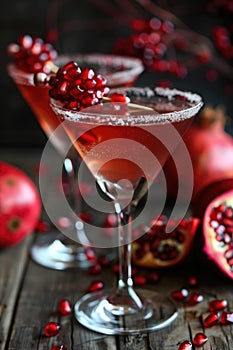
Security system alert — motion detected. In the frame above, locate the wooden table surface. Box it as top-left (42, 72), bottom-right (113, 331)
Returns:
top-left (1, 148), bottom-right (233, 350)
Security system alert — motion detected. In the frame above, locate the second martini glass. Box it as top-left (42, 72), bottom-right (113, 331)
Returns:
top-left (50, 86), bottom-right (203, 334)
top-left (7, 52), bottom-right (144, 270)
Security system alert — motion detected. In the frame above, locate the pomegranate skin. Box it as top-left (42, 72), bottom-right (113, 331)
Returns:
top-left (164, 106), bottom-right (233, 203)
top-left (202, 188), bottom-right (233, 280)
top-left (0, 161), bottom-right (41, 247)
top-left (193, 179), bottom-right (233, 219)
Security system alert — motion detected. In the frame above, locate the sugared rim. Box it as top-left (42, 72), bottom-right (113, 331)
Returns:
top-left (7, 53), bottom-right (144, 87)
top-left (51, 86), bottom-right (203, 126)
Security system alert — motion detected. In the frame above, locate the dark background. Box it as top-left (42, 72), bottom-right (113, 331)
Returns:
top-left (1, 0), bottom-right (233, 148)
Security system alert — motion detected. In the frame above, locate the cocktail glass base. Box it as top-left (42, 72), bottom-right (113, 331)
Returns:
top-left (74, 288), bottom-right (178, 335)
top-left (30, 232), bottom-right (115, 270)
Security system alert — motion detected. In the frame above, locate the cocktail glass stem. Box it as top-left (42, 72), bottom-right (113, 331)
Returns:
top-left (108, 204), bottom-right (143, 312)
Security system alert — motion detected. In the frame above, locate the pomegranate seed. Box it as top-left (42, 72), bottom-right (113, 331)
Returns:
top-left (193, 332), bottom-right (208, 346)
top-left (51, 346), bottom-right (67, 350)
top-left (187, 276), bottom-right (198, 287)
top-left (146, 271), bottom-right (159, 283)
top-left (44, 322), bottom-right (61, 337)
top-left (177, 340), bottom-right (192, 350)
top-left (48, 61), bottom-right (109, 110)
top-left (104, 213), bottom-right (117, 227)
top-left (112, 264), bottom-right (120, 274)
top-left (110, 93), bottom-right (130, 103)
top-left (98, 256), bottom-right (110, 267)
top-left (87, 281), bottom-right (104, 293)
top-left (35, 220), bottom-right (51, 233)
top-left (89, 264), bottom-right (102, 275)
top-left (220, 311), bottom-right (233, 325)
top-left (134, 275), bottom-right (147, 285)
top-left (171, 288), bottom-right (189, 301)
top-left (188, 291), bottom-right (204, 306)
top-left (209, 299), bottom-right (228, 312)
top-left (58, 299), bottom-right (72, 316)
top-left (85, 248), bottom-right (97, 261)
top-left (203, 312), bottom-right (220, 327)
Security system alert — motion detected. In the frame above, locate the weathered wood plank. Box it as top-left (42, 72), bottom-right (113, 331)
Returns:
top-left (0, 235), bottom-right (34, 350)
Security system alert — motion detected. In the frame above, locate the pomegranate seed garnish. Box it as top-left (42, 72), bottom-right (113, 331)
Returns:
top-left (8, 34), bottom-right (57, 73)
top-left (58, 299), bottom-right (72, 316)
top-left (188, 291), bottom-right (204, 306)
top-left (44, 322), bottom-right (61, 337)
top-left (193, 332), bottom-right (208, 346)
top-left (134, 275), bottom-right (147, 285)
top-left (87, 281), bottom-right (104, 293)
top-left (177, 340), bottom-right (192, 350)
top-left (209, 299), bottom-right (228, 312)
top-left (220, 311), bottom-right (233, 325)
top-left (48, 61), bottom-right (109, 110)
top-left (171, 288), bottom-right (189, 301)
top-left (203, 312), bottom-right (220, 327)
top-left (109, 93), bottom-right (131, 103)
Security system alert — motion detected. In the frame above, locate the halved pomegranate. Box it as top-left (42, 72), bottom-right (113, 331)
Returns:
top-left (202, 187), bottom-right (233, 280)
top-left (131, 216), bottom-right (200, 268)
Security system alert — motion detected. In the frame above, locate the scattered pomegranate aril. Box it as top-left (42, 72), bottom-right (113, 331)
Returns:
top-left (177, 340), bottom-right (192, 350)
top-left (58, 299), bottom-right (72, 316)
top-left (209, 299), bottom-right (228, 312)
top-left (87, 281), bottom-right (104, 293)
top-left (112, 264), bottom-right (120, 274)
top-left (171, 288), bottom-right (189, 301)
top-left (104, 213), bottom-right (117, 228)
top-left (35, 220), bottom-right (51, 233)
top-left (203, 312), bottom-right (220, 327)
top-left (220, 311), bottom-right (233, 325)
top-left (85, 248), bottom-right (97, 261)
top-left (44, 321), bottom-right (61, 337)
top-left (98, 256), bottom-right (111, 268)
top-left (89, 264), bottom-right (102, 275)
top-left (51, 345), bottom-right (67, 350)
top-left (146, 271), bottom-right (160, 283)
top-left (188, 291), bottom-right (204, 306)
top-left (193, 332), bottom-right (208, 346)
top-left (134, 275), bottom-right (147, 285)
top-left (187, 276), bottom-right (198, 287)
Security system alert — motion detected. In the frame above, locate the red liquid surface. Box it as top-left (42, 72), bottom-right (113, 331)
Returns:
top-left (63, 110), bottom-right (193, 189)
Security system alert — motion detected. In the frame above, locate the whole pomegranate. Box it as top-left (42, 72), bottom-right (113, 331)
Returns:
top-left (0, 162), bottom-right (41, 247)
top-left (194, 180), bottom-right (233, 280)
top-left (131, 216), bottom-right (200, 269)
top-left (163, 105), bottom-right (233, 202)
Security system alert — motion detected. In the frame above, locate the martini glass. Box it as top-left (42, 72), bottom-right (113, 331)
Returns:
top-left (7, 54), bottom-right (144, 270)
top-left (50, 86), bottom-right (203, 334)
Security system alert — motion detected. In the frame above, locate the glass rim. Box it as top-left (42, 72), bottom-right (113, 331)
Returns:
top-left (7, 53), bottom-right (144, 86)
top-left (50, 86), bottom-right (204, 126)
